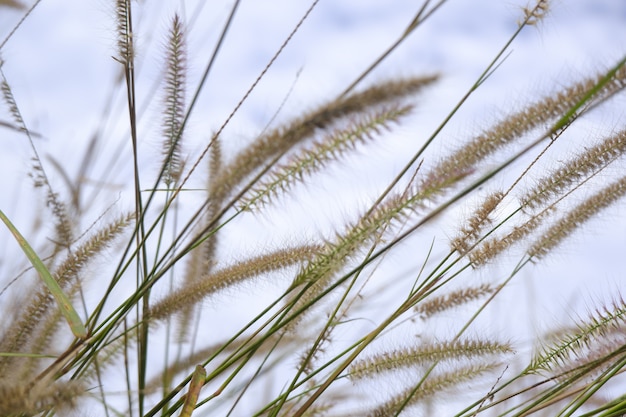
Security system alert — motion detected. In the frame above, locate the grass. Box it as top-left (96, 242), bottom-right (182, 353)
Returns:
top-left (1, 0), bottom-right (626, 416)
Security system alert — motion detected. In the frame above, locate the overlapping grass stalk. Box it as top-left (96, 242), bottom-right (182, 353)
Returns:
top-left (0, 0), bottom-right (625, 416)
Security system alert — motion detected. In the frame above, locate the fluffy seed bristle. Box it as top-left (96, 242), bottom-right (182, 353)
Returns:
top-left (149, 244), bottom-right (322, 322)
top-left (241, 104), bottom-right (412, 211)
top-left (212, 76), bottom-right (438, 199)
top-left (349, 339), bottom-right (512, 381)
top-left (451, 192), bottom-right (504, 255)
top-left (528, 175), bottom-right (626, 259)
top-left (161, 14), bottom-right (187, 186)
top-left (469, 210), bottom-right (548, 267)
top-left (414, 284), bottom-right (495, 319)
top-left (367, 363), bottom-right (499, 417)
top-left (0, 212), bottom-right (133, 374)
top-left (529, 297), bottom-right (626, 374)
top-left (521, 129), bottom-right (626, 211)
top-left (422, 66), bottom-right (626, 196)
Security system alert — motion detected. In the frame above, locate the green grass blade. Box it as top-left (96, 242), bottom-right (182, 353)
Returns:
top-left (179, 365), bottom-right (207, 417)
top-left (0, 209), bottom-right (87, 339)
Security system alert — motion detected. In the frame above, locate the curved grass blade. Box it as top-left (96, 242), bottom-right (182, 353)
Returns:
top-left (179, 365), bottom-right (206, 417)
top-left (0, 209), bottom-right (87, 339)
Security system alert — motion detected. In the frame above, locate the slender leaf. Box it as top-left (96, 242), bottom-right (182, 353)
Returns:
top-left (0, 209), bottom-right (87, 339)
top-left (180, 365), bottom-right (207, 417)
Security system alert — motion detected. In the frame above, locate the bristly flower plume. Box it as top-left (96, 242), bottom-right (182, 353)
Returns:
top-left (115, 0), bottom-right (133, 65)
top-left (528, 175), bottom-right (626, 260)
top-left (160, 14), bottom-right (187, 186)
top-left (212, 76), bottom-right (438, 199)
top-left (241, 103), bottom-right (413, 211)
top-left (521, 129), bottom-right (626, 212)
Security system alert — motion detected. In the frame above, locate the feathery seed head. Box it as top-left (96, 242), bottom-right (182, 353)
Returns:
top-left (469, 210), bottom-right (548, 267)
top-left (451, 191), bottom-right (504, 255)
top-left (528, 175), bottom-right (626, 260)
top-left (0, 380), bottom-right (84, 415)
top-left (521, 129), bottom-right (626, 211)
top-left (213, 76), bottom-right (438, 199)
top-left (349, 339), bottom-right (512, 381)
top-left (161, 14), bottom-right (187, 186)
top-left (529, 297), bottom-right (626, 374)
top-left (367, 363), bottom-right (500, 417)
top-left (522, 0), bottom-right (551, 26)
top-left (241, 104), bottom-right (413, 211)
top-left (115, 0), bottom-right (133, 64)
top-left (424, 65), bottom-right (626, 198)
top-left (414, 284), bottom-right (495, 319)
top-left (149, 245), bottom-right (321, 322)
